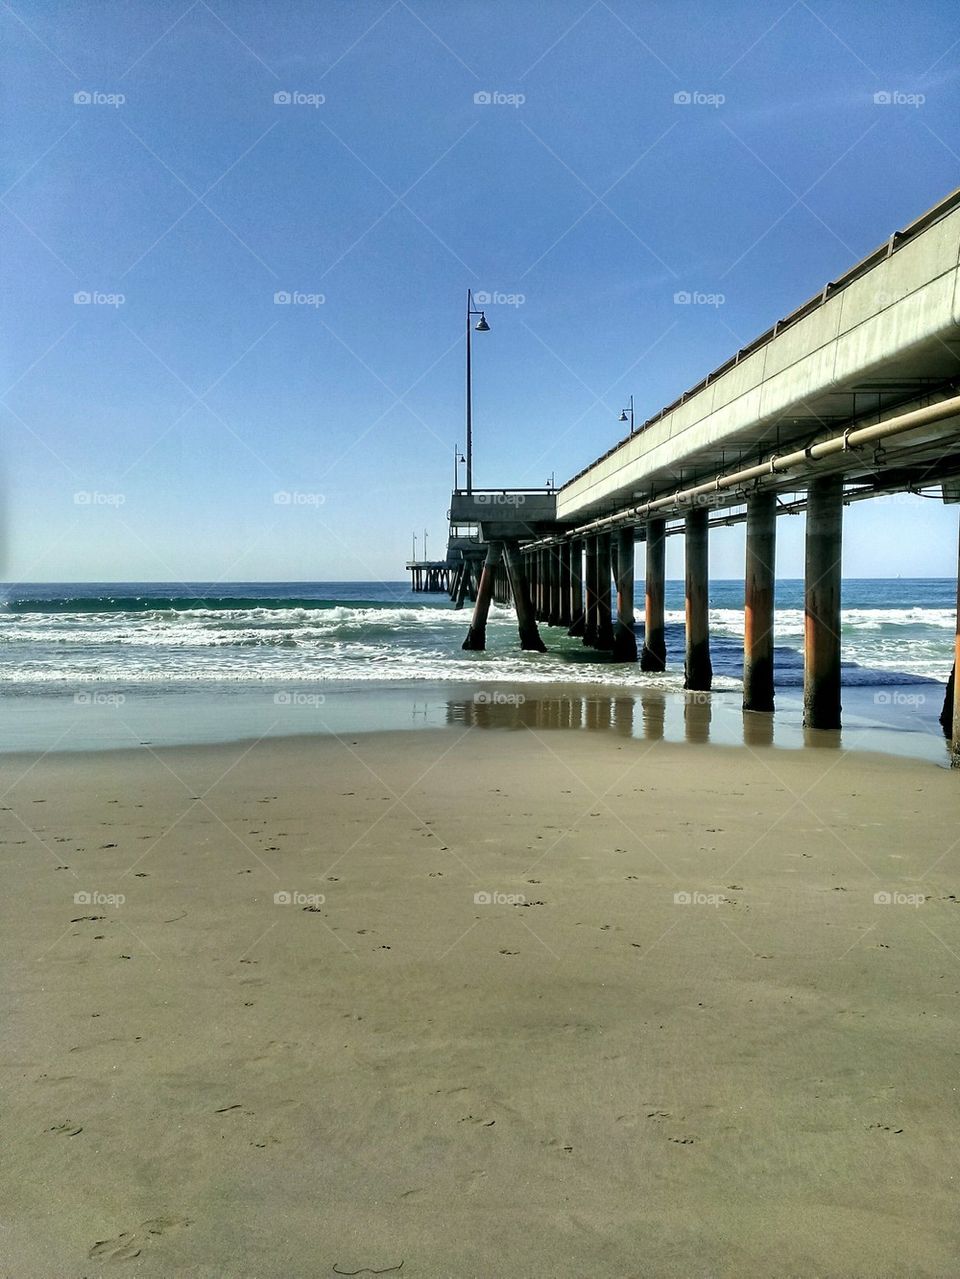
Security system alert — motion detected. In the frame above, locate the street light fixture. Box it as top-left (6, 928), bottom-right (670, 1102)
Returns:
top-left (619, 394), bottom-right (635, 434)
top-left (465, 288), bottom-right (490, 494)
top-left (454, 444), bottom-right (466, 491)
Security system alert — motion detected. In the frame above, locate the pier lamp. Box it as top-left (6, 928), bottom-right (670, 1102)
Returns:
top-left (619, 394), bottom-right (635, 434)
top-left (466, 288), bottom-right (490, 494)
top-left (453, 444), bottom-right (466, 491)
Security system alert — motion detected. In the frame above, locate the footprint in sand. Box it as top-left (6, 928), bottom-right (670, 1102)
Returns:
top-left (88, 1216), bottom-right (192, 1261)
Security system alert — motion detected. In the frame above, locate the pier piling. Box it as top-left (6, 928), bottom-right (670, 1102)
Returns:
top-left (684, 507), bottom-right (712, 691)
top-left (558, 541), bottom-right (572, 628)
top-left (641, 518), bottom-right (666, 671)
top-left (613, 527), bottom-right (638, 662)
top-left (583, 536), bottom-right (600, 647)
top-left (743, 491), bottom-right (777, 712)
top-left (505, 541), bottom-right (546, 652)
top-left (596, 532), bottom-right (615, 650)
top-left (461, 541), bottom-right (503, 651)
top-left (568, 539), bottom-right (586, 637)
top-left (803, 476), bottom-right (843, 730)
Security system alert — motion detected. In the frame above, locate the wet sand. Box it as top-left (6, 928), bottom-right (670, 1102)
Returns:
top-left (2, 723), bottom-right (959, 1277)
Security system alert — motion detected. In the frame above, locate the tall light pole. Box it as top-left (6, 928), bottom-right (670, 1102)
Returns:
top-left (465, 288), bottom-right (490, 495)
top-left (412, 531), bottom-right (418, 561)
top-left (423, 527), bottom-right (428, 561)
top-left (453, 443), bottom-right (466, 491)
top-left (619, 395), bottom-right (635, 434)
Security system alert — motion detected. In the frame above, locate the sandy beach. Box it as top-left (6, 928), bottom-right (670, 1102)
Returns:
top-left (2, 718), bottom-right (959, 1277)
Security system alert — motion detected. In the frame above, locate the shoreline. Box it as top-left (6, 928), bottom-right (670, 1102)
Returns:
top-left (1, 675), bottom-right (953, 767)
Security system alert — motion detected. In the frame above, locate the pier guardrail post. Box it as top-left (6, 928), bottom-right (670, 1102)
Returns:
top-left (743, 490), bottom-right (777, 712)
top-left (803, 476), bottom-right (843, 730)
top-left (684, 506), bottom-right (712, 691)
top-left (641, 518), bottom-right (666, 671)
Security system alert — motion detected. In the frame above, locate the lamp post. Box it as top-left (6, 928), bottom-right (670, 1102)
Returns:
top-left (465, 288), bottom-right (490, 494)
top-left (453, 444), bottom-right (466, 491)
top-left (619, 394), bottom-right (635, 434)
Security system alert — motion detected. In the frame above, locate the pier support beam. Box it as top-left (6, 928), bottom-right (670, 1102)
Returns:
top-left (684, 507), bottom-right (712, 691)
top-left (547, 545), bottom-right (561, 626)
top-left (613, 528), bottom-right (638, 662)
top-left (641, 518), bottom-right (666, 672)
top-left (504, 541), bottom-right (546, 652)
top-left (461, 541), bottom-right (503, 652)
top-left (568, 539), bottom-right (585, 637)
top-left (596, 532), bottom-right (614, 650)
top-left (558, 541), bottom-right (572, 628)
top-left (803, 476), bottom-right (843, 730)
top-left (583, 536), bottom-right (599, 647)
top-left (743, 491), bottom-right (777, 712)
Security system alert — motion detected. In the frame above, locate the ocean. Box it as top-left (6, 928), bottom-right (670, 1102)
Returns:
top-left (0, 579), bottom-right (955, 759)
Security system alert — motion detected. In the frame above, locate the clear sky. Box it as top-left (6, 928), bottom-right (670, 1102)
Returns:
top-left (2, 0), bottom-right (959, 583)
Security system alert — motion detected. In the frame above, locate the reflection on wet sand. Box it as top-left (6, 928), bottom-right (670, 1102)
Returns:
top-left (445, 686), bottom-right (851, 754)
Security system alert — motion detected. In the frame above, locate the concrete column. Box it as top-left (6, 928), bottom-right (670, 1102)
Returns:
top-left (743, 491), bottom-right (777, 712)
top-left (803, 476), bottom-right (843, 730)
top-left (641, 518), bottom-right (666, 671)
top-left (527, 551), bottom-right (537, 621)
top-left (558, 541), bottom-right (572, 628)
top-left (504, 541), bottom-right (546, 652)
top-left (583, 536), bottom-right (599, 646)
top-left (461, 541), bottom-right (503, 651)
top-left (568, 539), bottom-right (585, 637)
top-left (536, 549), bottom-right (546, 621)
top-left (455, 560), bottom-right (470, 608)
top-left (546, 546), bottom-right (559, 626)
top-left (613, 527), bottom-right (638, 661)
top-left (596, 532), bottom-right (614, 650)
top-left (684, 506), bottom-right (712, 691)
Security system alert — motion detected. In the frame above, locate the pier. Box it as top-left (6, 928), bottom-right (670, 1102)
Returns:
top-left (432, 189), bottom-right (960, 762)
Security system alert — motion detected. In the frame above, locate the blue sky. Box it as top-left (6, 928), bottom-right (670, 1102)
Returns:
top-left (2, 0), bottom-right (959, 583)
